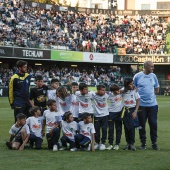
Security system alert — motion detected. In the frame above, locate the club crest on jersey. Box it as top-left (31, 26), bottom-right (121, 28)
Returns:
top-left (70, 128), bottom-right (73, 132)
top-left (38, 119), bottom-right (41, 123)
top-left (150, 79), bottom-right (152, 83)
top-left (103, 98), bottom-right (105, 101)
top-left (26, 79), bottom-right (29, 83)
top-left (43, 90), bottom-right (46, 94)
top-left (85, 98), bottom-right (88, 102)
top-left (87, 127), bottom-right (90, 131)
top-left (131, 95), bottom-right (133, 98)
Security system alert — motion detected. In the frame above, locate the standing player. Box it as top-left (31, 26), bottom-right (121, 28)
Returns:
top-left (29, 75), bottom-right (48, 116)
top-left (47, 78), bottom-right (60, 100)
top-left (56, 86), bottom-right (72, 116)
top-left (75, 83), bottom-right (94, 121)
top-left (123, 78), bottom-right (140, 151)
top-left (93, 85), bottom-right (109, 151)
top-left (9, 60), bottom-right (31, 121)
top-left (133, 61), bottom-right (160, 150)
top-left (106, 84), bottom-right (123, 150)
top-left (70, 82), bottom-right (79, 122)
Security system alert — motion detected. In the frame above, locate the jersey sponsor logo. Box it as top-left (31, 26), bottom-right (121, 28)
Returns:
top-left (82, 130), bottom-right (90, 136)
top-left (37, 95), bottom-right (46, 102)
top-left (124, 100), bottom-right (134, 105)
top-left (60, 102), bottom-right (66, 106)
top-left (71, 102), bottom-right (79, 106)
top-left (48, 122), bottom-right (56, 127)
top-left (97, 103), bottom-right (106, 108)
top-left (114, 96), bottom-right (122, 101)
top-left (32, 124), bottom-right (41, 129)
top-left (80, 102), bottom-right (88, 108)
top-left (64, 132), bottom-right (72, 137)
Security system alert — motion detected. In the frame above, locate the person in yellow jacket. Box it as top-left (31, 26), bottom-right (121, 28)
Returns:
top-left (8, 60), bottom-right (31, 122)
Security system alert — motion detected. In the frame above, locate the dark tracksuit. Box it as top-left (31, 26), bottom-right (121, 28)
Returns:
top-left (8, 72), bottom-right (31, 121)
top-left (138, 105), bottom-right (158, 145)
top-left (94, 115), bottom-right (108, 144)
top-left (108, 111), bottom-right (122, 145)
top-left (123, 107), bottom-right (139, 145)
top-left (46, 127), bottom-right (60, 149)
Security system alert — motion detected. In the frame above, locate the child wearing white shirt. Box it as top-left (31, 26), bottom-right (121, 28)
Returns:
top-left (122, 78), bottom-right (140, 151)
top-left (75, 113), bottom-right (95, 152)
top-left (27, 106), bottom-right (43, 149)
top-left (42, 99), bottom-right (62, 151)
top-left (60, 111), bottom-right (78, 151)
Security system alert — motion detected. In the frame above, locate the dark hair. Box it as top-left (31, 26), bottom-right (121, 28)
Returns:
top-left (51, 78), bottom-right (60, 84)
top-left (82, 113), bottom-right (91, 120)
top-left (79, 83), bottom-right (87, 91)
top-left (16, 60), bottom-right (27, 68)
top-left (97, 84), bottom-right (106, 90)
top-left (35, 75), bottom-right (43, 81)
top-left (110, 84), bottom-right (120, 92)
top-left (29, 106), bottom-right (40, 115)
top-left (124, 78), bottom-right (133, 91)
top-left (46, 99), bottom-right (56, 106)
top-left (71, 82), bottom-right (78, 87)
top-left (63, 111), bottom-right (72, 121)
top-left (57, 86), bottom-right (68, 99)
top-left (16, 113), bottom-right (26, 120)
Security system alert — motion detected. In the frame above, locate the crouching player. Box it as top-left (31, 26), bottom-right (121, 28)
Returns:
top-left (8, 113), bottom-right (30, 150)
top-left (75, 113), bottom-right (95, 151)
top-left (60, 111), bottom-right (78, 151)
top-left (42, 99), bottom-right (62, 151)
top-left (26, 106), bottom-right (43, 149)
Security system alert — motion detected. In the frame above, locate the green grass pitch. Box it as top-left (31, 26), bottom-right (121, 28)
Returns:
top-left (0, 96), bottom-right (170, 170)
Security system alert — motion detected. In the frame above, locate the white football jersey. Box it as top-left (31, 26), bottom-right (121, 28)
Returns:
top-left (78, 121), bottom-right (95, 140)
top-left (75, 91), bottom-right (95, 114)
top-left (92, 93), bottom-right (109, 117)
top-left (56, 95), bottom-right (72, 115)
top-left (47, 89), bottom-right (57, 101)
top-left (70, 94), bottom-right (79, 118)
top-left (26, 116), bottom-right (42, 138)
top-left (123, 90), bottom-right (140, 108)
top-left (61, 120), bottom-right (78, 141)
top-left (42, 109), bottom-right (62, 133)
top-left (109, 92), bottom-right (123, 112)
top-left (9, 124), bottom-right (30, 140)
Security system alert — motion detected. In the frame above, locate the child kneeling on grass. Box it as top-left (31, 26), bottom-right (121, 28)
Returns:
top-left (26, 106), bottom-right (43, 150)
top-left (42, 99), bottom-right (62, 151)
top-left (60, 111), bottom-right (78, 151)
top-left (74, 113), bottom-right (95, 152)
top-left (8, 113), bottom-right (30, 150)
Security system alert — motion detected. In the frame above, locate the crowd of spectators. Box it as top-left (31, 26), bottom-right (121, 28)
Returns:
top-left (0, 65), bottom-right (124, 88)
top-left (0, 0), bottom-right (168, 54)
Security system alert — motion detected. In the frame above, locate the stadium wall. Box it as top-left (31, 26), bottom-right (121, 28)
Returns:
top-left (0, 46), bottom-right (170, 65)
